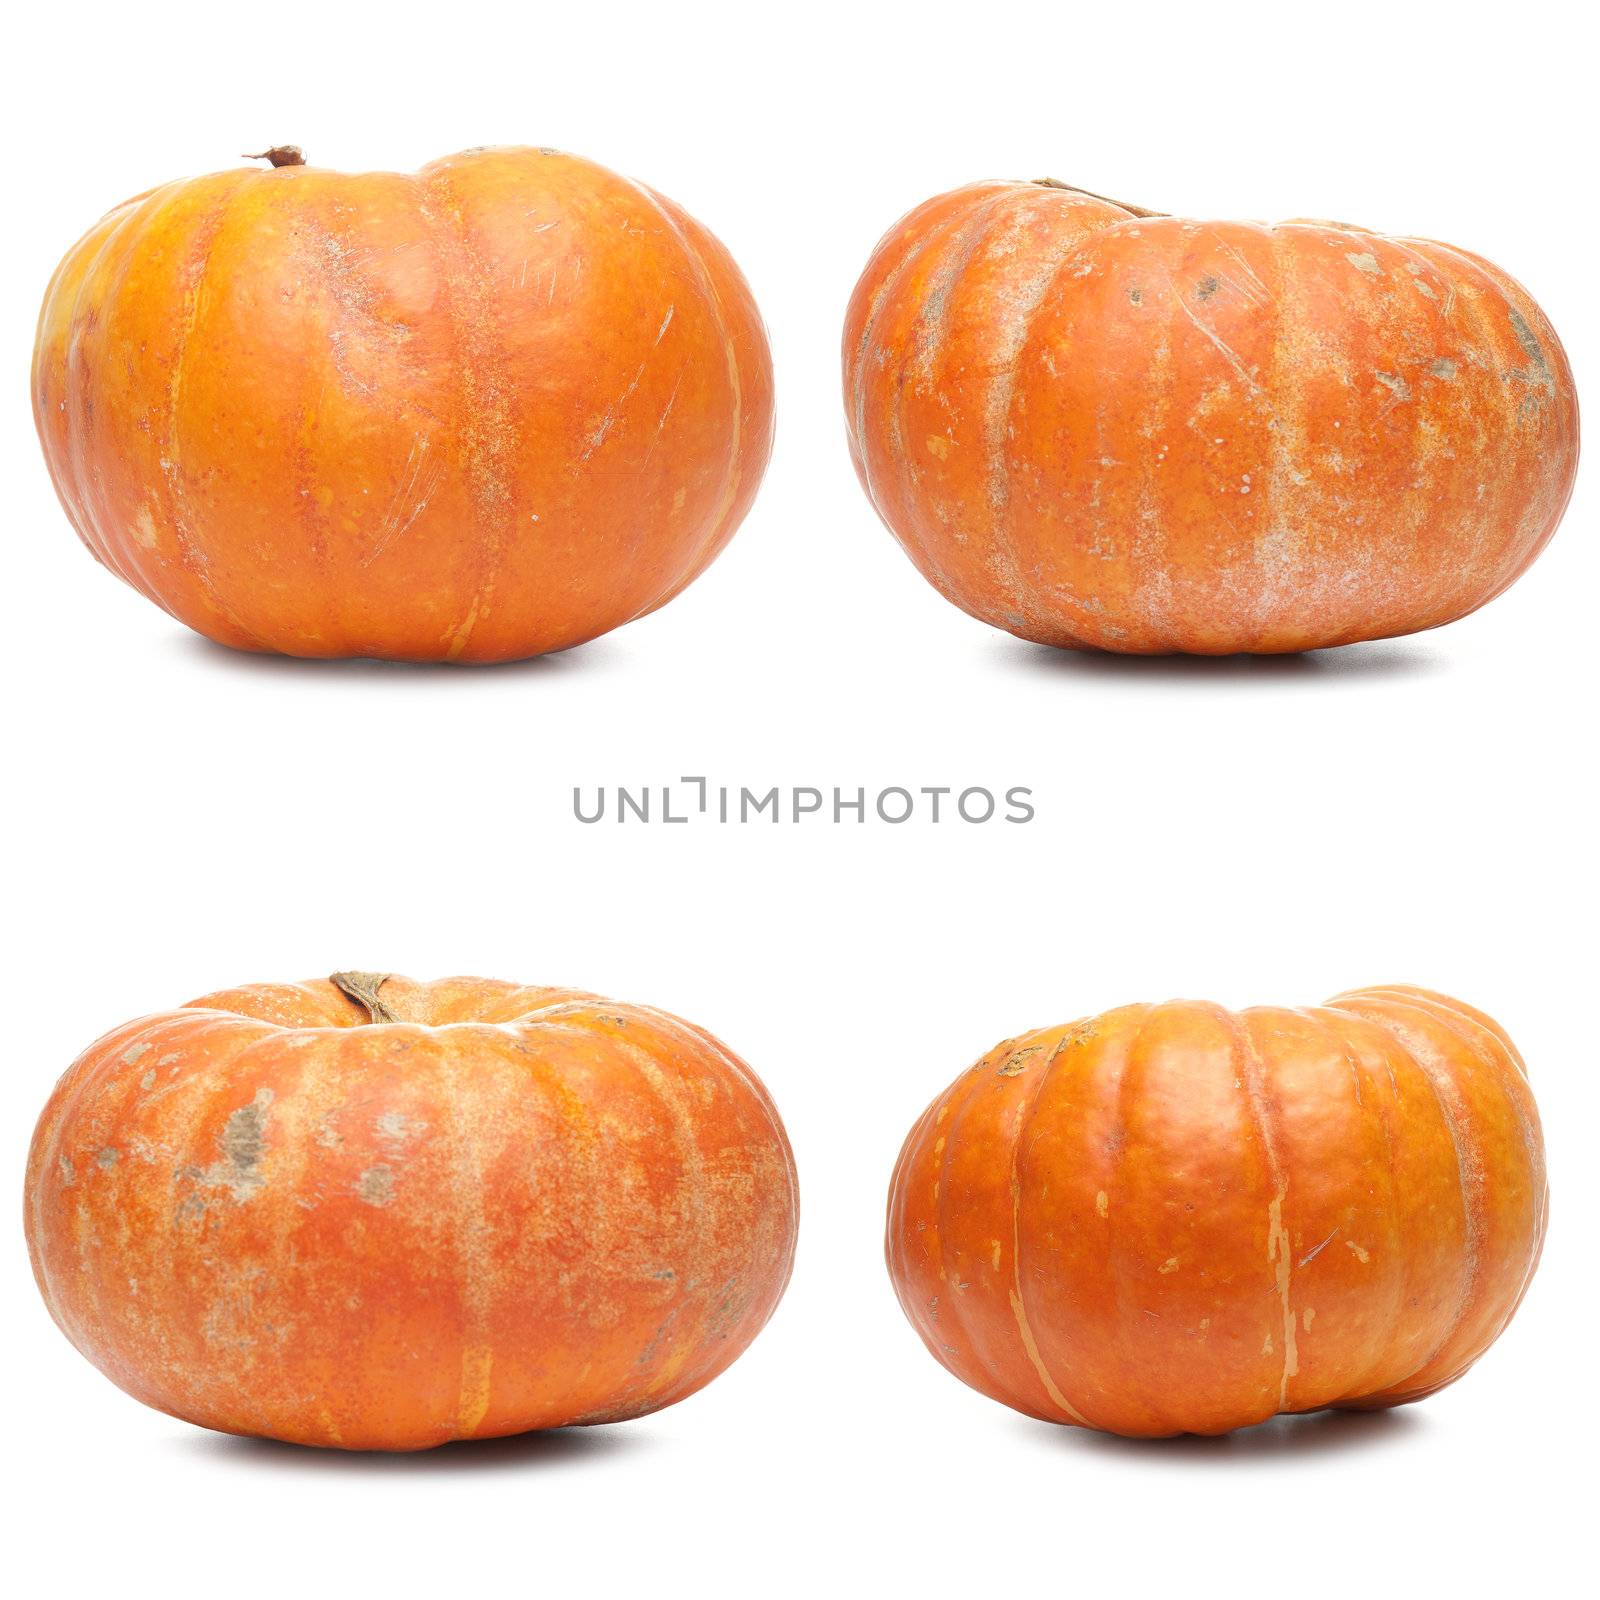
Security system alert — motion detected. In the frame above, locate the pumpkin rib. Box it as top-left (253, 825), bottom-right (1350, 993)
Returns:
top-left (939, 1053), bottom-right (1029, 1413)
top-left (658, 189), bottom-right (768, 604)
top-left (613, 183), bottom-right (747, 625)
top-left (1333, 995), bottom-right (1488, 1400)
top-left (48, 203), bottom-right (145, 596)
top-left (612, 1019), bottom-right (717, 1318)
top-left (58, 196), bottom-right (182, 607)
top-left (1298, 1005), bottom-right (1418, 1409)
top-left (1407, 242), bottom-right (1531, 619)
top-left (412, 166), bottom-right (513, 662)
top-left (91, 184), bottom-right (247, 619)
top-left (909, 1081), bottom-right (963, 1378)
top-left (856, 191), bottom-right (1013, 562)
top-left (1229, 1008), bottom-right (1299, 1418)
top-left (159, 175), bottom-right (277, 651)
top-left (434, 1034), bottom-right (496, 1440)
top-left (46, 203), bottom-right (138, 577)
top-left (1336, 1001), bottom-right (1476, 1403)
top-left (1392, 241), bottom-right (1571, 621)
top-left (982, 203), bottom-right (1127, 641)
top-left (845, 187), bottom-right (1002, 512)
top-left (1105, 1006), bottom-right (1195, 1436)
top-left (879, 192), bottom-right (1023, 607)
top-left (606, 1016), bottom-right (786, 1418)
top-left (1292, 1004), bottom-right (1408, 1408)
top-left (844, 185), bottom-right (1004, 422)
top-left (1009, 1050), bottom-right (1096, 1430)
top-left (622, 1003), bottom-right (797, 1206)
top-left (1382, 994), bottom-right (1548, 1358)
top-left (1433, 245), bottom-right (1576, 611)
top-left (506, 1005), bottom-right (787, 1424)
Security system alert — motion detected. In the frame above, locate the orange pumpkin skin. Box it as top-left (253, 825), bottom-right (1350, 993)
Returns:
top-left (33, 147), bottom-right (774, 662)
top-left (844, 182), bottom-right (1579, 653)
top-left (24, 975), bottom-right (798, 1450)
top-left (887, 986), bottom-right (1546, 1437)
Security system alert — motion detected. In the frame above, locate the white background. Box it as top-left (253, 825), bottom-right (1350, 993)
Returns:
top-left (3, 1), bottom-right (1594, 1594)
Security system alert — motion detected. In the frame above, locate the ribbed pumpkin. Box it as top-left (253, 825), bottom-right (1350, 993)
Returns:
top-left (844, 181), bottom-right (1579, 653)
top-left (25, 973), bottom-right (798, 1450)
top-left (34, 145), bottom-right (774, 661)
top-left (887, 986), bottom-right (1545, 1437)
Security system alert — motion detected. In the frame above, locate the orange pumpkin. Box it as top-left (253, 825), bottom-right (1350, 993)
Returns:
top-left (34, 146), bottom-right (774, 662)
top-left (25, 973), bottom-right (798, 1450)
top-left (844, 181), bottom-right (1579, 653)
top-left (887, 986), bottom-right (1545, 1437)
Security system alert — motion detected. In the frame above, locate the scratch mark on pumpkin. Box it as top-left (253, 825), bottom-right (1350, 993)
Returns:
top-left (581, 366), bottom-right (648, 459)
top-left (1171, 284), bottom-right (1268, 404)
top-left (642, 378), bottom-right (683, 464)
top-left (1212, 233), bottom-right (1273, 304)
top-left (1298, 1226), bottom-right (1340, 1267)
top-left (365, 435), bottom-right (439, 565)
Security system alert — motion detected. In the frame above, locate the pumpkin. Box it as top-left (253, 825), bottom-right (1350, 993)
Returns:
top-left (843, 181), bottom-right (1578, 653)
top-left (33, 145), bottom-right (774, 662)
top-left (886, 986), bottom-right (1545, 1437)
top-left (24, 972), bottom-right (798, 1450)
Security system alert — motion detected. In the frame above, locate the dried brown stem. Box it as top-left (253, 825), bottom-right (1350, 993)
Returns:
top-left (244, 146), bottom-right (307, 169)
top-left (330, 971), bottom-right (401, 1024)
top-left (1033, 178), bottom-right (1165, 219)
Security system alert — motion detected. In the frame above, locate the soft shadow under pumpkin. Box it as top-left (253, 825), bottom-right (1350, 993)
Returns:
top-left (1003, 636), bottom-right (1445, 686)
top-left (174, 631), bottom-right (622, 680)
top-left (175, 1421), bottom-right (652, 1476)
top-left (1028, 1405), bottom-right (1423, 1463)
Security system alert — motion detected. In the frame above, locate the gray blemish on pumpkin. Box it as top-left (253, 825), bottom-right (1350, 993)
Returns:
top-left (59, 1154), bottom-right (76, 1187)
top-left (356, 1165), bottom-right (395, 1206)
top-left (1429, 358), bottom-right (1458, 380)
top-left (1196, 275), bottom-right (1220, 300)
top-left (122, 1042), bottom-right (153, 1066)
top-left (1374, 371), bottom-right (1412, 407)
top-left (140, 1070), bottom-right (157, 1091)
top-left (199, 1088), bottom-right (274, 1201)
top-left (375, 1111), bottom-right (423, 1143)
top-left (1127, 285), bottom-right (1143, 305)
top-left (1345, 251), bottom-right (1382, 275)
top-left (1506, 307), bottom-right (1556, 398)
top-left (97, 1148), bottom-right (120, 1169)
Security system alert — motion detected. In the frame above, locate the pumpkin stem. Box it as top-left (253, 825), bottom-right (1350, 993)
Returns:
top-left (244, 146), bottom-right (307, 169)
top-left (330, 971), bottom-right (401, 1024)
top-left (1033, 178), bottom-right (1165, 219)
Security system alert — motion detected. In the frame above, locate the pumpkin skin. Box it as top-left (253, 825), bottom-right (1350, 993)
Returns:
top-left (886, 986), bottom-right (1546, 1437)
top-left (844, 181), bottom-right (1579, 653)
top-left (24, 973), bottom-right (798, 1450)
top-left (33, 146), bottom-right (775, 662)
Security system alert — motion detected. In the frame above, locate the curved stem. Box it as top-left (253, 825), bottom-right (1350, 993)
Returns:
top-left (330, 971), bottom-right (401, 1024)
top-left (1033, 178), bottom-right (1165, 219)
top-left (244, 146), bottom-right (306, 169)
